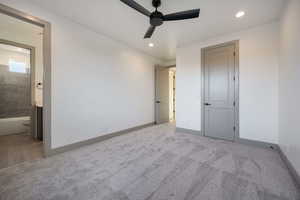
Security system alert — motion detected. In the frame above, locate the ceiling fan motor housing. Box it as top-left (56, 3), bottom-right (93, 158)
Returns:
top-left (150, 11), bottom-right (164, 26)
top-left (152, 0), bottom-right (161, 8)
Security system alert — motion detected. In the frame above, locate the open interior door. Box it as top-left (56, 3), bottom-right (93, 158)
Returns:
top-left (155, 67), bottom-right (170, 124)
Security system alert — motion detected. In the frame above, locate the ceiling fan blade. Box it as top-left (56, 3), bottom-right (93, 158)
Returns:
top-left (164, 9), bottom-right (200, 21)
top-left (144, 26), bottom-right (156, 38)
top-left (120, 0), bottom-right (151, 17)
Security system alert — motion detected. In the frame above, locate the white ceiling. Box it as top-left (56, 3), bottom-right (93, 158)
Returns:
top-left (28, 0), bottom-right (284, 61)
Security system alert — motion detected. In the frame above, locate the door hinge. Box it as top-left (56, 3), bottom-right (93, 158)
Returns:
top-left (233, 101), bottom-right (236, 106)
top-left (233, 76), bottom-right (236, 81)
top-left (233, 52), bottom-right (236, 56)
top-left (233, 126), bottom-right (236, 132)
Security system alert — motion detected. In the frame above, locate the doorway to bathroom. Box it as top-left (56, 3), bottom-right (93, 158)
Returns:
top-left (0, 12), bottom-right (44, 169)
top-left (155, 66), bottom-right (176, 124)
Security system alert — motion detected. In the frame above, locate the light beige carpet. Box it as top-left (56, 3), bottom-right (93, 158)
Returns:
top-left (0, 124), bottom-right (299, 200)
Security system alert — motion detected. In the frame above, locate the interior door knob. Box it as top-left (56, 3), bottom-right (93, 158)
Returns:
top-left (156, 101), bottom-right (161, 103)
top-left (204, 103), bottom-right (211, 106)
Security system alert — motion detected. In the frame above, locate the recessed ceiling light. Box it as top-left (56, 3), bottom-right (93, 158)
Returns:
top-left (236, 11), bottom-right (245, 18)
top-left (149, 43), bottom-right (154, 47)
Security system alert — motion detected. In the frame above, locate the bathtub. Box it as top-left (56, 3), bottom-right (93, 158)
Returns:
top-left (0, 116), bottom-right (31, 136)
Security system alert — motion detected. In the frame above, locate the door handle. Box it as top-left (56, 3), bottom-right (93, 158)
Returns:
top-left (156, 101), bottom-right (161, 103)
top-left (204, 103), bottom-right (211, 106)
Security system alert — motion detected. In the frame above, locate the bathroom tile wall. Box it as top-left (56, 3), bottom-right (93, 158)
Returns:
top-left (0, 64), bottom-right (31, 118)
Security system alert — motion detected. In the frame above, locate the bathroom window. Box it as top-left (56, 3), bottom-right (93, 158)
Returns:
top-left (9, 59), bottom-right (27, 73)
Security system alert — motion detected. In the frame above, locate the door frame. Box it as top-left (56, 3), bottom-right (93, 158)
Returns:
top-left (201, 40), bottom-right (240, 141)
top-left (0, 3), bottom-right (52, 156)
top-left (0, 39), bottom-right (36, 138)
top-left (154, 65), bottom-right (176, 124)
top-left (155, 65), bottom-right (168, 124)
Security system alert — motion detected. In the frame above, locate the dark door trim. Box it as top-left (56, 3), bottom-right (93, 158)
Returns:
top-left (201, 40), bottom-right (240, 141)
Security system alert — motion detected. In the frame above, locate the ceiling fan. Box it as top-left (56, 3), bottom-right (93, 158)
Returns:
top-left (120, 0), bottom-right (200, 38)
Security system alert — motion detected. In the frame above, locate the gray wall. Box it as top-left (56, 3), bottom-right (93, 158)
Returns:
top-left (0, 64), bottom-right (31, 118)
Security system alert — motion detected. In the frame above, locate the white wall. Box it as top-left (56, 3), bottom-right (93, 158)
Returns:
top-left (177, 22), bottom-right (279, 144)
top-left (279, 0), bottom-right (300, 175)
top-left (0, 0), bottom-right (161, 148)
top-left (162, 59), bottom-right (176, 67)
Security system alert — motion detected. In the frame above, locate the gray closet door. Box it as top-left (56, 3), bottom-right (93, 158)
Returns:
top-left (203, 44), bottom-right (236, 140)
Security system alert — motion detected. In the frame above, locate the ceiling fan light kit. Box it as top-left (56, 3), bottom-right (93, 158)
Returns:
top-left (120, 0), bottom-right (200, 38)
